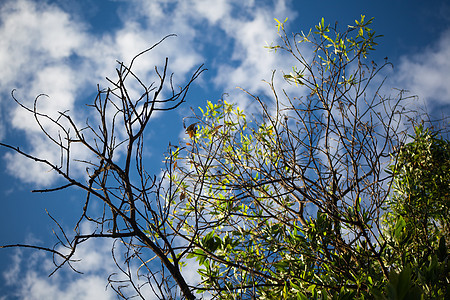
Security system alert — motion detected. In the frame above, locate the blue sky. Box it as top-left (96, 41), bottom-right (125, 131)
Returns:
top-left (0, 0), bottom-right (449, 298)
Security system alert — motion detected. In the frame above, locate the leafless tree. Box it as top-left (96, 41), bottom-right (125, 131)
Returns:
top-left (1, 35), bottom-right (205, 300)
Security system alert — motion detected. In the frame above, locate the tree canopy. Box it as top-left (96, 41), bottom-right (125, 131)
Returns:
top-left (1, 16), bottom-right (448, 299)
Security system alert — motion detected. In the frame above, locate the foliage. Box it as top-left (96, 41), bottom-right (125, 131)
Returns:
top-left (382, 125), bottom-right (449, 299)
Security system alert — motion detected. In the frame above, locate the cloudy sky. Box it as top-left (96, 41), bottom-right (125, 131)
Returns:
top-left (0, 0), bottom-right (449, 299)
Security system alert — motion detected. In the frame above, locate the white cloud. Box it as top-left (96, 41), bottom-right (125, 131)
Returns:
top-left (395, 29), bottom-right (450, 112)
top-left (0, 0), bottom-right (87, 91)
top-left (0, 0), bottom-right (203, 186)
top-left (194, 0), bottom-right (231, 24)
top-left (2, 237), bottom-right (116, 300)
top-left (216, 2), bottom-right (294, 89)
top-left (4, 152), bottom-right (57, 186)
top-left (0, 0), bottom-right (93, 185)
top-left (123, 0), bottom-right (296, 94)
top-left (1, 0), bottom-right (297, 187)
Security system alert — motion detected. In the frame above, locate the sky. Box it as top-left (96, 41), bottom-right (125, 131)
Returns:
top-left (0, 0), bottom-right (449, 299)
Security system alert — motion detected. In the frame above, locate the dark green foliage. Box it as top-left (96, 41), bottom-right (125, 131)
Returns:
top-left (383, 125), bottom-right (450, 299)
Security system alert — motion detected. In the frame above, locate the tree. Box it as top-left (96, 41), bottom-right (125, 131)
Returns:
top-left (1, 17), bottom-right (448, 300)
top-left (1, 35), bottom-right (205, 300)
top-left (168, 16), bottom-right (448, 299)
top-left (382, 124), bottom-right (449, 299)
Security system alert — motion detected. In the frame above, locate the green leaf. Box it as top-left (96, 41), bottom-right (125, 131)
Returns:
top-left (297, 292), bottom-right (308, 300)
top-left (274, 17), bottom-right (288, 33)
top-left (393, 215), bottom-right (406, 241)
